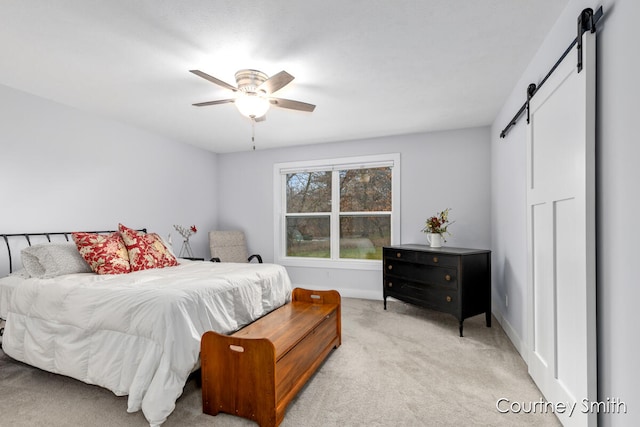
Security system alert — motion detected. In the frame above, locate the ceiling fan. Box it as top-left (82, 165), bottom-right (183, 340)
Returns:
top-left (189, 69), bottom-right (316, 121)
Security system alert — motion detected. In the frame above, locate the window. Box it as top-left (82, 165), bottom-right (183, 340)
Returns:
top-left (274, 154), bottom-right (400, 270)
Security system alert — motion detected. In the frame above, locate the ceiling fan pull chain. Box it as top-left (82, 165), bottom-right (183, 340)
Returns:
top-left (251, 118), bottom-right (256, 151)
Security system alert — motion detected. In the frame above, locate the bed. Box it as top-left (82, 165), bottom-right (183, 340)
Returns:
top-left (0, 230), bottom-right (292, 427)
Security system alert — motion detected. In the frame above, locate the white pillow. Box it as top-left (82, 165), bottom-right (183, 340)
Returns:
top-left (8, 269), bottom-right (30, 279)
top-left (21, 242), bottom-right (93, 278)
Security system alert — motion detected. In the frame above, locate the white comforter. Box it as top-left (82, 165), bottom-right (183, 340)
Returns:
top-left (1, 261), bottom-right (292, 426)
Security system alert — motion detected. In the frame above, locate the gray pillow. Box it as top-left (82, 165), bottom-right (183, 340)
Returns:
top-left (22, 242), bottom-right (93, 278)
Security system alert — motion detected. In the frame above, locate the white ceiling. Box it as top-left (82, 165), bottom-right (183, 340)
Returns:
top-left (0, 0), bottom-right (569, 153)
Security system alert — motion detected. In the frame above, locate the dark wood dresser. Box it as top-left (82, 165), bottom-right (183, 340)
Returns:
top-left (383, 245), bottom-right (491, 336)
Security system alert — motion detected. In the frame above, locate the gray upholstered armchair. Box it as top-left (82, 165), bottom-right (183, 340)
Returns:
top-left (209, 230), bottom-right (263, 263)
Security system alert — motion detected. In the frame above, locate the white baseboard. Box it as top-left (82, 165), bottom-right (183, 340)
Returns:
top-left (492, 308), bottom-right (528, 364)
top-left (292, 283), bottom-right (382, 301)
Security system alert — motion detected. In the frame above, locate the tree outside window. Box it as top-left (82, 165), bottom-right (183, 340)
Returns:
top-left (285, 167), bottom-right (392, 260)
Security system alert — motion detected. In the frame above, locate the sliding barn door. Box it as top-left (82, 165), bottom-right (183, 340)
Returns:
top-left (526, 30), bottom-right (596, 427)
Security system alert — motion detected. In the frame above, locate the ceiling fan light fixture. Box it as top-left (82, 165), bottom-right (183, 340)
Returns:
top-left (190, 68), bottom-right (315, 119)
top-left (235, 92), bottom-right (270, 119)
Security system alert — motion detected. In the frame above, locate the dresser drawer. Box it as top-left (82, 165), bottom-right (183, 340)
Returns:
top-left (384, 248), bottom-right (417, 263)
top-left (385, 261), bottom-right (457, 288)
top-left (384, 249), bottom-right (458, 268)
top-left (414, 252), bottom-right (458, 268)
top-left (386, 281), bottom-right (458, 314)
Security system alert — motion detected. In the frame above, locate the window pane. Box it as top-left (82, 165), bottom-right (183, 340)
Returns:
top-left (340, 215), bottom-right (390, 260)
top-left (339, 167), bottom-right (391, 212)
top-left (286, 216), bottom-right (330, 258)
top-left (286, 171), bottom-right (331, 213)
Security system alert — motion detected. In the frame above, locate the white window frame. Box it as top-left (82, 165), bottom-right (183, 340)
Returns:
top-left (273, 153), bottom-right (400, 270)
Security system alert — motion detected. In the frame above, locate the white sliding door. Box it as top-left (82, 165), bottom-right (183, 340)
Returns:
top-left (526, 29), bottom-right (596, 427)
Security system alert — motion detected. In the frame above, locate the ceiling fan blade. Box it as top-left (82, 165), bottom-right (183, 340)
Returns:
top-left (189, 70), bottom-right (238, 92)
top-left (259, 71), bottom-right (294, 94)
top-left (192, 99), bottom-right (235, 107)
top-left (269, 97), bottom-right (316, 112)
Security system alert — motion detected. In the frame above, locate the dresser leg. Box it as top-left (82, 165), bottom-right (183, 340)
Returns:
top-left (459, 320), bottom-right (464, 337)
top-left (485, 311), bottom-right (492, 327)
top-left (383, 296), bottom-right (387, 310)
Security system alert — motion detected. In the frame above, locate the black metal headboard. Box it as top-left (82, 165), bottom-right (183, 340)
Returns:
top-left (1, 229), bottom-right (147, 274)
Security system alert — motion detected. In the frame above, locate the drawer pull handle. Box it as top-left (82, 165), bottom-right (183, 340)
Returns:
top-left (433, 257), bottom-right (439, 263)
top-left (388, 282), bottom-right (393, 287)
top-left (445, 274), bottom-right (451, 281)
top-left (446, 296), bottom-right (452, 303)
top-left (387, 265), bottom-right (393, 270)
top-left (396, 252), bottom-right (402, 258)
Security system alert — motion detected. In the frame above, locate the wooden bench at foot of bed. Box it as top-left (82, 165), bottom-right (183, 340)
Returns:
top-left (201, 287), bottom-right (341, 427)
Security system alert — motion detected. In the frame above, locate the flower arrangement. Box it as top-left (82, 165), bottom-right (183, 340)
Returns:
top-left (422, 208), bottom-right (454, 238)
top-left (174, 224), bottom-right (197, 242)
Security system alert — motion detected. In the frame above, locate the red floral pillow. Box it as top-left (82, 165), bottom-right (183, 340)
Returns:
top-left (118, 224), bottom-right (179, 271)
top-left (71, 232), bottom-right (131, 275)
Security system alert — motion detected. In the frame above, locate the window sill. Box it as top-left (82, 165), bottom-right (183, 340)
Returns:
top-left (277, 257), bottom-right (382, 271)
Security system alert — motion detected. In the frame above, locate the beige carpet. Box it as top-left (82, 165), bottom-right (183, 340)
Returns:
top-left (0, 298), bottom-right (560, 426)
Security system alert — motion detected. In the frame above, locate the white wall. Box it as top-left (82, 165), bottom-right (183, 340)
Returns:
top-left (216, 127), bottom-right (491, 299)
top-left (491, 0), bottom-right (639, 425)
top-left (0, 83), bottom-right (218, 272)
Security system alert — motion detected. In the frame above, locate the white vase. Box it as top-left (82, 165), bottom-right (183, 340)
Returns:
top-left (426, 233), bottom-right (443, 248)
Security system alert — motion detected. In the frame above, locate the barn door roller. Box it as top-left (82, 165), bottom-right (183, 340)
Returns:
top-left (577, 8), bottom-right (596, 72)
